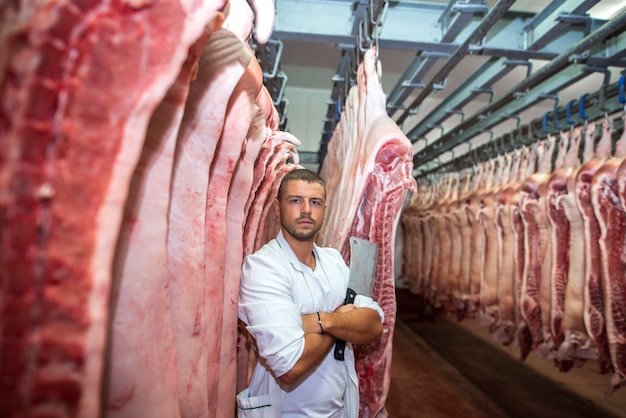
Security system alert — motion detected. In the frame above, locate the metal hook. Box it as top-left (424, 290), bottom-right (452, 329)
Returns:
top-left (566, 99), bottom-right (576, 125)
top-left (370, 0), bottom-right (389, 28)
top-left (358, 18), bottom-right (372, 53)
top-left (508, 114), bottom-right (521, 128)
top-left (447, 109), bottom-right (465, 124)
top-left (554, 106), bottom-right (563, 131)
top-left (428, 124), bottom-right (445, 139)
top-left (619, 74), bottom-right (626, 116)
top-left (542, 112), bottom-right (550, 134)
top-left (579, 93), bottom-right (589, 122)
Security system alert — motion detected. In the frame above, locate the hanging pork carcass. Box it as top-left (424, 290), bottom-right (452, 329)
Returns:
top-left (319, 46), bottom-right (416, 417)
top-left (590, 116), bottom-right (626, 394)
top-left (572, 121), bottom-right (613, 376)
top-left (105, 26), bottom-right (218, 418)
top-left (0, 0), bottom-right (289, 415)
top-left (0, 0), bottom-right (226, 413)
top-left (492, 150), bottom-right (525, 346)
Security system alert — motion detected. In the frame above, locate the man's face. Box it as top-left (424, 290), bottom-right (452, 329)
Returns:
top-left (276, 179), bottom-right (326, 242)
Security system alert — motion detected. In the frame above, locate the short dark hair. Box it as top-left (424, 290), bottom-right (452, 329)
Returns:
top-left (277, 169), bottom-right (326, 201)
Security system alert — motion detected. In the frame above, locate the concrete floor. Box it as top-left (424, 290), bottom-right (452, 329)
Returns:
top-left (384, 289), bottom-right (626, 418)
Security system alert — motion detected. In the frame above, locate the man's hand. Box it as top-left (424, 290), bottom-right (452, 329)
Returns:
top-left (318, 305), bottom-right (383, 344)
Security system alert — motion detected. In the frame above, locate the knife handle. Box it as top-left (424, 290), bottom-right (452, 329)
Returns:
top-left (334, 288), bottom-right (357, 361)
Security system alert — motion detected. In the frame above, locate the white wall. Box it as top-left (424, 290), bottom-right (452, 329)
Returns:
top-left (283, 85), bottom-right (329, 154)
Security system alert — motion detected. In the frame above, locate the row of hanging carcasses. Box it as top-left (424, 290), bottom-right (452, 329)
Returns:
top-left (0, 0), bottom-right (417, 415)
top-left (401, 113), bottom-right (626, 395)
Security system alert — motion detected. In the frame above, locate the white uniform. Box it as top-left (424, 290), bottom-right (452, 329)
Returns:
top-left (237, 230), bottom-right (384, 418)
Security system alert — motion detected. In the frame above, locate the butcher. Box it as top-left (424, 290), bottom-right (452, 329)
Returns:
top-left (237, 169), bottom-right (384, 417)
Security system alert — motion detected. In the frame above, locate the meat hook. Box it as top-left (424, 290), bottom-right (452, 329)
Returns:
top-left (619, 74), bottom-right (625, 116)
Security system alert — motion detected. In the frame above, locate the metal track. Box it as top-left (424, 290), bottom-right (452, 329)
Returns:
top-left (266, 0), bottom-right (626, 175)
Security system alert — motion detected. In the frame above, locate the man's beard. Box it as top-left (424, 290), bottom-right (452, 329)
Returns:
top-left (282, 216), bottom-right (322, 242)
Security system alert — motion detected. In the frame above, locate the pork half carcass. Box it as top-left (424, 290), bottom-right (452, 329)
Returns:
top-left (592, 149), bottom-right (625, 394)
top-left (493, 151), bottom-right (526, 346)
top-left (593, 116), bottom-right (626, 393)
top-left (320, 47), bottom-right (415, 417)
top-left (544, 130), bottom-right (581, 370)
top-left (509, 146), bottom-right (537, 360)
top-left (447, 174), bottom-right (471, 318)
top-left (104, 25), bottom-right (218, 418)
top-left (519, 138), bottom-right (554, 353)
top-left (610, 153), bottom-right (626, 393)
top-left (466, 160), bottom-right (496, 318)
top-left (477, 155), bottom-right (511, 329)
top-left (166, 27), bottom-right (251, 417)
top-left (0, 0), bottom-right (225, 415)
top-left (207, 38), bottom-right (264, 416)
top-left (575, 121), bottom-right (613, 375)
top-left (430, 175), bottom-right (457, 309)
top-left (553, 127), bottom-right (597, 368)
top-left (457, 172), bottom-right (478, 318)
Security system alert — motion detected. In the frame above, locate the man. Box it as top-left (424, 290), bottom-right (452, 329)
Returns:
top-left (237, 168), bottom-right (384, 417)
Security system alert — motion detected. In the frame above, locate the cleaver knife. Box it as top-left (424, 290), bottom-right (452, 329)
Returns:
top-left (333, 236), bottom-right (378, 361)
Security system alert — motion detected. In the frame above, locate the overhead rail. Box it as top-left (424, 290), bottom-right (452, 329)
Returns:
top-left (415, 77), bottom-right (626, 179)
top-left (394, 0), bottom-right (517, 127)
top-left (271, 0), bottom-right (622, 66)
top-left (412, 8), bottom-right (626, 170)
top-left (385, 0), bottom-right (488, 115)
top-left (404, 0), bottom-right (602, 140)
top-left (522, 0), bottom-right (599, 50)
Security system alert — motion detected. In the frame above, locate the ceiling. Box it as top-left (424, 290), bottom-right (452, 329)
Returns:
top-left (256, 0), bottom-right (626, 177)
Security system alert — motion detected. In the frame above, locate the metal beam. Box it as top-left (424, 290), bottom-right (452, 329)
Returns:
top-left (386, 0), bottom-right (488, 115)
top-left (272, 0), bottom-right (611, 61)
top-left (405, 56), bottom-right (516, 140)
top-left (412, 8), bottom-right (626, 169)
top-left (415, 80), bottom-right (626, 178)
top-left (413, 66), bottom-right (590, 167)
top-left (521, 0), bottom-right (599, 50)
top-left (404, 0), bottom-right (602, 142)
top-left (395, 0), bottom-right (518, 126)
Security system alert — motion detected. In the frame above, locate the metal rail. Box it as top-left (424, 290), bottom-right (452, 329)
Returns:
top-left (395, 0), bottom-right (517, 126)
top-left (412, 7), bottom-right (626, 170)
top-left (415, 78), bottom-right (626, 179)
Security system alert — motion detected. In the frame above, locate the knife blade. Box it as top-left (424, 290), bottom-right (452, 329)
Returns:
top-left (334, 236), bottom-right (378, 361)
